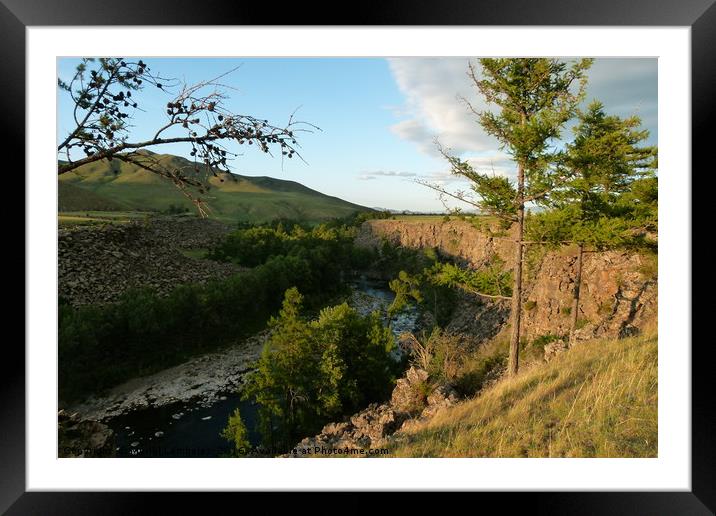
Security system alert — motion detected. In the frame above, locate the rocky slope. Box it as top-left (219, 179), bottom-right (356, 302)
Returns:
top-left (357, 219), bottom-right (657, 342)
top-left (288, 365), bottom-right (459, 456)
top-left (58, 216), bottom-right (241, 305)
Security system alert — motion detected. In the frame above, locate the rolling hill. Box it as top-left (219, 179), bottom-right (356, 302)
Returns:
top-left (58, 150), bottom-right (370, 223)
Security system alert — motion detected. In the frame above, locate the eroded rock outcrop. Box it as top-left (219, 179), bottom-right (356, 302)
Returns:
top-left (357, 219), bottom-right (657, 342)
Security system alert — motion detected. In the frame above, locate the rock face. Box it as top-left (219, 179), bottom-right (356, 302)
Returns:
top-left (58, 410), bottom-right (115, 457)
top-left (357, 219), bottom-right (657, 342)
top-left (288, 367), bottom-right (458, 456)
top-left (58, 216), bottom-right (240, 305)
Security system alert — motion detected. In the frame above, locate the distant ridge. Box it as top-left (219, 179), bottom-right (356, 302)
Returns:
top-left (58, 150), bottom-right (370, 223)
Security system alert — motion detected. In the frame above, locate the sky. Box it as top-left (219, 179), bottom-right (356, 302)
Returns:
top-left (57, 57), bottom-right (657, 212)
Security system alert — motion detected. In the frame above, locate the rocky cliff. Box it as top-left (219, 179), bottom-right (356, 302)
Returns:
top-left (357, 219), bottom-right (657, 342)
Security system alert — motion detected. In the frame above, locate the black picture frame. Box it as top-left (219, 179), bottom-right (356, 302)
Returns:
top-left (4, 0), bottom-right (710, 512)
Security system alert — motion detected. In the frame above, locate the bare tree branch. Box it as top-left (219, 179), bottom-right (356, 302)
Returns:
top-left (57, 58), bottom-right (317, 215)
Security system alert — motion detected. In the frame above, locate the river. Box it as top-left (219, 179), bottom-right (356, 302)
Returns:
top-left (103, 279), bottom-right (417, 457)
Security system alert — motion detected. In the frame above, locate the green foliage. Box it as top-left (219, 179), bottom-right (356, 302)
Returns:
top-left (637, 250), bottom-right (658, 280)
top-left (477, 58), bottom-right (593, 170)
top-left (59, 217), bottom-right (384, 403)
top-left (598, 301), bottom-right (614, 316)
top-left (163, 203), bottom-right (190, 215)
top-left (429, 258), bottom-right (512, 298)
top-left (531, 333), bottom-right (564, 348)
top-left (383, 247), bottom-right (510, 329)
top-left (209, 223), bottom-right (375, 271)
top-left (437, 59), bottom-right (592, 222)
top-left (242, 288), bottom-right (398, 451)
top-left (221, 408), bottom-right (251, 457)
top-left (526, 207), bottom-right (634, 250)
top-left (527, 101), bottom-right (658, 251)
top-left (379, 242), bottom-right (457, 325)
top-left (374, 240), bottom-right (437, 279)
top-left (59, 247), bottom-right (353, 402)
top-left (388, 271), bottom-right (423, 320)
top-left (575, 318), bottom-right (590, 330)
top-left (411, 329), bottom-right (507, 397)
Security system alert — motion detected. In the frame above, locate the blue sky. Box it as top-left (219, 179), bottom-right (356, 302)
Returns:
top-left (58, 57), bottom-right (657, 212)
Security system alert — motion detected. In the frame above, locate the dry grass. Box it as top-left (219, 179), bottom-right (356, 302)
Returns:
top-left (389, 334), bottom-right (657, 458)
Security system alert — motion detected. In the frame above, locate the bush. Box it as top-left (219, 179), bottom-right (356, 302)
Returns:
top-left (409, 329), bottom-right (507, 397)
top-left (208, 223), bottom-right (378, 272)
top-left (242, 288), bottom-right (399, 451)
top-left (221, 408), bottom-right (251, 457)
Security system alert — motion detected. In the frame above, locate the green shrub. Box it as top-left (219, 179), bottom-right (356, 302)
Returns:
top-left (597, 301), bottom-right (613, 316)
top-left (59, 251), bottom-right (350, 403)
top-left (637, 251), bottom-right (658, 280)
top-left (243, 288), bottom-right (398, 451)
top-left (221, 408), bottom-right (251, 457)
top-left (410, 329), bottom-right (507, 397)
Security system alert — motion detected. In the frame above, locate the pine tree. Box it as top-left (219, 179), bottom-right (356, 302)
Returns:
top-left (528, 101), bottom-right (657, 345)
top-left (433, 58), bottom-right (592, 376)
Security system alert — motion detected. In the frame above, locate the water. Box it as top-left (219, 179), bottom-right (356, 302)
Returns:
top-left (106, 280), bottom-right (416, 457)
top-left (348, 276), bottom-right (420, 336)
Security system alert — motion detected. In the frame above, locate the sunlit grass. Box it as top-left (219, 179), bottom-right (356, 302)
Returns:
top-left (389, 334), bottom-right (657, 458)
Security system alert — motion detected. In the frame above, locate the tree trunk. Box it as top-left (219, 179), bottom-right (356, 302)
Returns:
top-left (568, 243), bottom-right (584, 347)
top-left (508, 161), bottom-right (525, 377)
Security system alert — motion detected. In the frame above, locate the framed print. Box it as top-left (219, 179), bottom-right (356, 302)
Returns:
top-left (5, 0), bottom-right (713, 512)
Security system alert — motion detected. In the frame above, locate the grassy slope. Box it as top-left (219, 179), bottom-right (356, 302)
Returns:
top-left (59, 151), bottom-right (368, 223)
top-left (390, 334), bottom-right (657, 458)
top-left (58, 181), bottom-right (129, 212)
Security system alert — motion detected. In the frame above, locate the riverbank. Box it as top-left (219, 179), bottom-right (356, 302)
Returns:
top-left (65, 280), bottom-right (418, 457)
top-left (69, 330), bottom-right (268, 421)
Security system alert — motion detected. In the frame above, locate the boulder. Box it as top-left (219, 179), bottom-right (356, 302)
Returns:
top-left (427, 384), bottom-right (459, 407)
top-left (544, 339), bottom-right (568, 362)
top-left (421, 383), bottom-right (460, 418)
top-left (406, 366), bottom-right (429, 386)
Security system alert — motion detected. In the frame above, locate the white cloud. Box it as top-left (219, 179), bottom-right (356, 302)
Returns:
top-left (387, 57), bottom-right (658, 157)
top-left (358, 170), bottom-right (417, 180)
top-left (387, 57), bottom-right (495, 157)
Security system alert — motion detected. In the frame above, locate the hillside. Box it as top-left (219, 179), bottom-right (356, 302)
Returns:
top-left (58, 150), bottom-right (369, 223)
top-left (388, 334), bottom-right (657, 458)
top-left (58, 181), bottom-right (129, 212)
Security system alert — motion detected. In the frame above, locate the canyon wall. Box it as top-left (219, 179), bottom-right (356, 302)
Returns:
top-left (356, 219), bottom-right (657, 342)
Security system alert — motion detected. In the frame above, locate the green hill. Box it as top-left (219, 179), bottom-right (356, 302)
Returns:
top-left (58, 181), bottom-right (129, 212)
top-left (58, 150), bottom-right (370, 223)
top-left (389, 334), bottom-right (657, 458)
